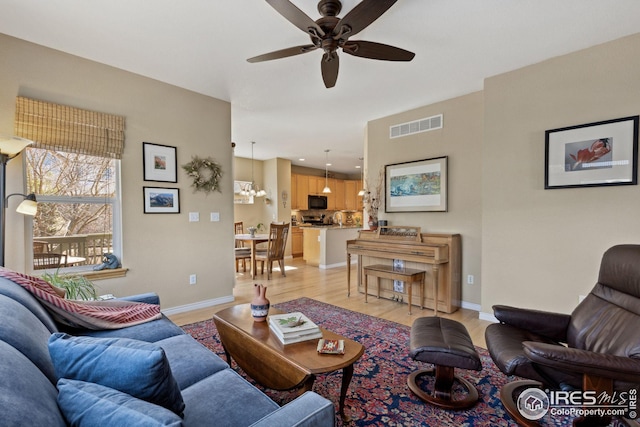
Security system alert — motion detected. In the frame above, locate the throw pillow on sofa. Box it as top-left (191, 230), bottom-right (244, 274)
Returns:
top-left (48, 333), bottom-right (185, 416)
top-left (57, 379), bottom-right (183, 427)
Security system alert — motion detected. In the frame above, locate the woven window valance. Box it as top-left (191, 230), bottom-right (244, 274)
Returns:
top-left (14, 96), bottom-right (125, 159)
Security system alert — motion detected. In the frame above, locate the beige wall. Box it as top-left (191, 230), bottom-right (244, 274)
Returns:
top-left (0, 34), bottom-right (235, 311)
top-left (482, 33), bottom-right (640, 314)
top-left (366, 92), bottom-right (484, 307)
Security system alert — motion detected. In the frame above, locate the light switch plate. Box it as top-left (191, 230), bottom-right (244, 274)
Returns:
top-left (210, 212), bottom-right (220, 222)
top-left (189, 212), bottom-right (199, 222)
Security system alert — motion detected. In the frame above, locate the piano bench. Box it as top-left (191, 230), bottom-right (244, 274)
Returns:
top-left (363, 264), bottom-right (427, 315)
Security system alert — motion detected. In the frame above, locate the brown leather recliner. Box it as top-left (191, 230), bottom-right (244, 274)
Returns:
top-left (485, 244), bottom-right (640, 426)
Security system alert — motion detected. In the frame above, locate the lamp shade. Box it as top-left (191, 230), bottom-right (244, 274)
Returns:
top-left (16, 199), bottom-right (37, 216)
top-left (0, 136), bottom-right (33, 157)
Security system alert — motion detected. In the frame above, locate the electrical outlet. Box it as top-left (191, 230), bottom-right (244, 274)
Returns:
top-left (467, 275), bottom-right (474, 285)
top-left (189, 274), bottom-right (197, 285)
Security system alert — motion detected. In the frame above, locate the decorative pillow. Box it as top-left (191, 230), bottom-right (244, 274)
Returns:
top-left (48, 333), bottom-right (185, 416)
top-left (57, 379), bottom-right (183, 427)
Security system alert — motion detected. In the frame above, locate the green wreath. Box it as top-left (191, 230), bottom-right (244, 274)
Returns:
top-left (182, 156), bottom-right (223, 194)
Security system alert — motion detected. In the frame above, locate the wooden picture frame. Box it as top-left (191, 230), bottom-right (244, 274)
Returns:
top-left (143, 187), bottom-right (180, 214)
top-left (385, 156), bottom-right (448, 212)
top-left (545, 116), bottom-right (638, 189)
top-left (143, 142), bottom-right (178, 183)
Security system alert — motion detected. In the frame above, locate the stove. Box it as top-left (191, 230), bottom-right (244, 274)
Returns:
top-left (301, 215), bottom-right (326, 225)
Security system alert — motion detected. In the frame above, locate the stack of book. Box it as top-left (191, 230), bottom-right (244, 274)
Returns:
top-left (268, 312), bottom-right (322, 345)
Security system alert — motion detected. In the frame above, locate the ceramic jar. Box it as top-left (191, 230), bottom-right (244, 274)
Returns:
top-left (250, 284), bottom-right (270, 322)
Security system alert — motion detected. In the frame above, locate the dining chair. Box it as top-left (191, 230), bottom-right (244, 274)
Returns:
top-left (33, 253), bottom-right (65, 270)
top-left (234, 221), bottom-right (251, 272)
top-left (255, 222), bottom-right (289, 280)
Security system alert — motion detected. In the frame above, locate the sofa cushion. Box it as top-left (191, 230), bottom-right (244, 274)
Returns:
top-left (0, 295), bottom-right (57, 382)
top-left (73, 315), bottom-right (185, 342)
top-left (181, 369), bottom-right (279, 426)
top-left (48, 333), bottom-right (185, 416)
top-left (0, 277), bottom-right (58, 332)
top-left (0, 341), bottom-right (66, 427)
top-left (57, 379), bottom-right (183, 427)
top-left (156, 334), bottom-right (229, 389)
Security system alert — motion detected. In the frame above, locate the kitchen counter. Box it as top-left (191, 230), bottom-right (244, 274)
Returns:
top-left (302, 226), bottom-right (361, 269)
top-left (298, 224), bottom-right (362, 229)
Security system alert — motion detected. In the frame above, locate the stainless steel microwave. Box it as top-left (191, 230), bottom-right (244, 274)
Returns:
top-left (308, 195), bottom-right (328, 210)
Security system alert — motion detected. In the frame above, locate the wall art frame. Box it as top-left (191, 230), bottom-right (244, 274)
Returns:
top-left (385, 156), bottom-right (448, 212)
top-left (143, 142), bottom-right (178, 183)
top-left (143, 187), bottom-right (180, 214)
top-left (545, 116), bottom-right (639, 189)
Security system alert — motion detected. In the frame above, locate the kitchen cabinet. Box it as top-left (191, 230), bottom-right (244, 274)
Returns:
top-left (293, 174), bottom-right (309, 210)
top-left (344, 180), bottom-right (359, 211)
top-left (333, 179), bottom-right (345, 210)
top-left (291, 226), bottom-right (303, 257)
top-left (308, 176), bottom-right (325, 195)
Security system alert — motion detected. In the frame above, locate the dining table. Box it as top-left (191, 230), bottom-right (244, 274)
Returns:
top-left (234, 233), bottom-right (269, 279)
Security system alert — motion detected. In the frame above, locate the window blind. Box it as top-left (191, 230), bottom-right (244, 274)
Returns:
top-left (14, 96), bottom-right (125, 159)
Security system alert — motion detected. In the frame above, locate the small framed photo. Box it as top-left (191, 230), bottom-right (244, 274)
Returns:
top-left (545, 116), bottom-right (638, 189)
top-left (385, 156), bottom-right (448, 212)
top-left (143, 187), bottom-right (180, 214)
top-left (143, 142), bottom-right (177, 183)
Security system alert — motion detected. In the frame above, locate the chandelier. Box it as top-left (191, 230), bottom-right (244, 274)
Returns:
top-left (240, 141), bottom-right (267, 197)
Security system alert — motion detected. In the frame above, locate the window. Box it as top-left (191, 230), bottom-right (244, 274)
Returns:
top-left (25, 148), bottom-right (121, 271)
top-left (14, 96), bottom-right (126, 272)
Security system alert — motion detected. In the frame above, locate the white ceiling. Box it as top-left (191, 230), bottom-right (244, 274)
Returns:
top-left (2, 0), bottom-right (640, 174)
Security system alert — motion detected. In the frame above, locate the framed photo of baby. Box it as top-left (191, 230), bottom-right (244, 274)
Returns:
top-left (545, 116), bottom-right (638, 189)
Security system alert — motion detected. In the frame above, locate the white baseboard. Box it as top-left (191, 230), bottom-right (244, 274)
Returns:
top-left (460, 301), bottom-right (481, 312)
top-left (319, 262), bottom-right (347, 269)
top-left (161, 295), bottom-right (235, 316)
top-left (479, 311), bottom-right (498, 323)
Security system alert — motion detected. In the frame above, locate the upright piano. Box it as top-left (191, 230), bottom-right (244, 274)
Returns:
top-left (346, 227), bottom-right (461, 313)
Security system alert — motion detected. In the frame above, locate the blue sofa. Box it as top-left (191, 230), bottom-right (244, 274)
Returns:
top-left (0, 274), bottom-right (335, 426)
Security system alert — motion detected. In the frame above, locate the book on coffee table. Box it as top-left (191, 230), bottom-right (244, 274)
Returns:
top-left (268, 312), bottom-right (322, 345)
top-left (317, 339), bottom-right (345, 354)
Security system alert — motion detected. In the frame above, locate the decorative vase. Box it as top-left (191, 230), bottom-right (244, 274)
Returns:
top-left (248, 227), bottom-right (256, 237)
top-left (250, 284), bottom-right (270, 322)
top-left (368, 218), bottom-right (378, 231)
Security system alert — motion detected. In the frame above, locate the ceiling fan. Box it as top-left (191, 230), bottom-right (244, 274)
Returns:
top-left (247, 0), bottom-right (415, 88)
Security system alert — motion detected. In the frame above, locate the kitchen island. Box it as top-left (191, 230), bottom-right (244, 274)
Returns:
top-left (302, 225), bottom-right (361, 269)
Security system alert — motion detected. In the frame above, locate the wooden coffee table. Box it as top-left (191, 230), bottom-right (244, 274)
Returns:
top-left (212, 304), bottom-right (365, 419)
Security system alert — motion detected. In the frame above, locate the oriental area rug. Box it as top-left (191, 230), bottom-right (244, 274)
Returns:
top-left (181, 298), bottom-right (613, 426)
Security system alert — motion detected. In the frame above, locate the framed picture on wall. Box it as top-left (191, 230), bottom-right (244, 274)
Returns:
top-left (143, 187), bottom-right (180, 214)
top-left (545, 116), bottom-right (639, 189)
top-left (143, 142), bottom-right (178, 183)
top-left (385, 156), bottom-right (448, 212)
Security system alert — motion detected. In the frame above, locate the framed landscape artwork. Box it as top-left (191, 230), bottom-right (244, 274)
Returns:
top-left (143, 142), bottom-right (178, 183)
top-left (385, 156), bottom-right (448, 212)
top-left (143, 187), bottom-right (180, 214)
top-left (545, 116), bottom-right (639, 189)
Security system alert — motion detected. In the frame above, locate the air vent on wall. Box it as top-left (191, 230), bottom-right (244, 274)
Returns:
top-left (389, 114), bottom-right (443, 139)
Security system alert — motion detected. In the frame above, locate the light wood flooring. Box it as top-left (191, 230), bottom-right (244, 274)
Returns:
top-left (168, 257), bottom-right (492, 348)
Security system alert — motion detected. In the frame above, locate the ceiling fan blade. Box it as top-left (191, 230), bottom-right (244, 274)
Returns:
top-left (321, 52), bottom-right (339, 88)
top-left (333, 0), bottom-right (397, 40)
top-left (266, 0), bottom-right (325, 39)
top-left (342, 41), bottom-right (415, 61)
top-left (247, 45), bottom-right (317, 63)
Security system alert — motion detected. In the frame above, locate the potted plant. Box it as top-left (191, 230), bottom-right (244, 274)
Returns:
top-left (41, 270), bottom-right (98, 301)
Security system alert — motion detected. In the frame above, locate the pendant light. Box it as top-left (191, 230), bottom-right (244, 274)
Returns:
top-left (322, 149), bottom-right (331, 194)
top-left (357, 157), bottom-right (365, 196)
top-left (240, 141), bottom-right (266, 197)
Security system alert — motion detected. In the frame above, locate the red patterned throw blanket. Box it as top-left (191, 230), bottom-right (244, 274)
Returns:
top-left (0, 268), bottom-right (161, 330)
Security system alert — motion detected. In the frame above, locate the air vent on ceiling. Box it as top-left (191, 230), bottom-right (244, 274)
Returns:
top-left (389, 114), bottom-right (443, 139)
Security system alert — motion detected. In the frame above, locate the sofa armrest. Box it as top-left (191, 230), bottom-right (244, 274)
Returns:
top-left (524, 341), bottom-right (640, 383)
top-left (249, 391), bottom-right (335, 427)
top-left (493, 305), bottom-right (570, 342)
top-left (116, 293), bottom-right (160, 305)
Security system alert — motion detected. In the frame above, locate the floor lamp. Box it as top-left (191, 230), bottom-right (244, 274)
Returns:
top-left (0, 136), bottom-right (35, 267)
